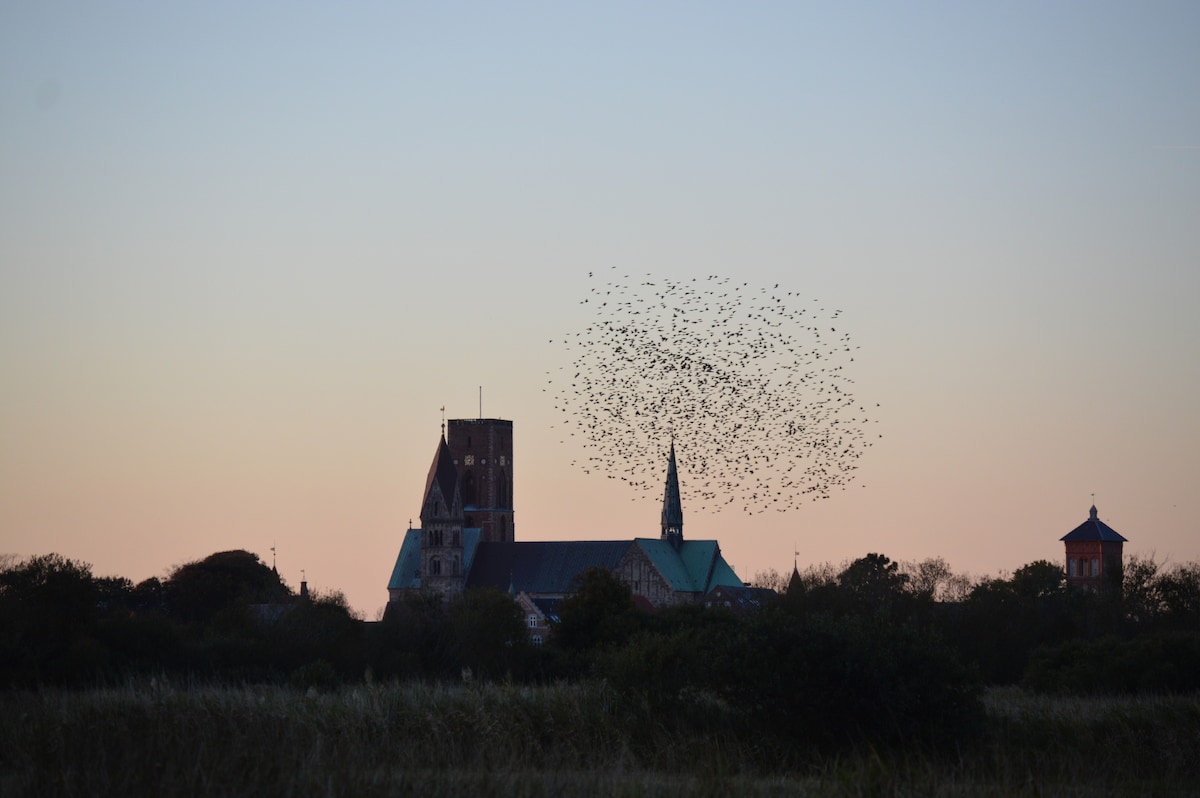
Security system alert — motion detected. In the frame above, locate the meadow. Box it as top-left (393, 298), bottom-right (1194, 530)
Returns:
top-left (3, 681), bottom-right (1198, 797)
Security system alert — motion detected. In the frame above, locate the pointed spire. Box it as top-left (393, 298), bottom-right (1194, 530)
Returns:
top-left (661, 440), bottom-right (683, 544)
top-left (421, 431), bottom-right (462, 523)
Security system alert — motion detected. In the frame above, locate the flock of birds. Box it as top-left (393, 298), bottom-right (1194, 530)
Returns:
top-left (547, 268), bottom-right (880, 516)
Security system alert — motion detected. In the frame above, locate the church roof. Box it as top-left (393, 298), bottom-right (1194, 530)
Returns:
top-left (387, 529), bottom-right (422, 590)
top-left (1061, 505), bottom-right (1128, 543)
top-left (704, 584), bottom-right (777, 612)
top-left (635, 538), bottom-right (743, 593)
top-left (390, 534), bottom-right (744, 598)
top-left (387, 527), bottom-right (482, 591)
top-left (465, 541), bottom-right (632, 594)
top-left (422, 433), bottom-right (459, 511)
top-left (528, 595), bottom-right (565, 624)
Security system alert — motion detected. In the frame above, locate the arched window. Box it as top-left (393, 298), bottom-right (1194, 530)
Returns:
top-left (461, 471), bottom-right (476, 507)
top-left (1091, 558), bottom-right (1099, 577)
top-left (430, 557), bottom-right (441, 576)
top-left (497, 470), bottom-right (509, 508)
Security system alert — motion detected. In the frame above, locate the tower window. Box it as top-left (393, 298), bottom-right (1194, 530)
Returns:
top-left (498, 471), bottom-right (509, 507)
top-left (430, 557), bottom-right (441, 576)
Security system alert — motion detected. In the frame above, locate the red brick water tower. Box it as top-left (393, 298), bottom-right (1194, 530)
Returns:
top-left (1061, 504), bottom-right (1127, 591)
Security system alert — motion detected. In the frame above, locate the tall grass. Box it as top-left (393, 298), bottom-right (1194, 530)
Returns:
top-left (3, 681), bottom-right (1198, 797)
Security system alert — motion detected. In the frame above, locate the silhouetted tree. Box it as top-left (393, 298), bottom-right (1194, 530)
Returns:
top-left (903, 557), bottom-right (973, 603)
top-left (446, 589), bottom-right (531, 680)
top-left (164, 550), bottom-right (289, 628)
top-left (834, 553), bottom-right (911, 619)
top-left (0, 554), bottom-right (100, 684)
top-left (551, 568), bottom-right (642, 669)
top-left (1010, 560), bottom-right (1065, 599)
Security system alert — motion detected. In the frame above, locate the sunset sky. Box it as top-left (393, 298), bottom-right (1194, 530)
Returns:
top-left (3, 2), bottom-right (1198, 618)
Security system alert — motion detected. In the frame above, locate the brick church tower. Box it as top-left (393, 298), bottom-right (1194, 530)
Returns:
top-left (1061, 503), bottom-right (1127, 591)
top-left (446, 418), bottom-right (514, 543)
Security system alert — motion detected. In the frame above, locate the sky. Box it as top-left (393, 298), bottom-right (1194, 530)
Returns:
top-left (2, 2), bottom-right (1198, 619)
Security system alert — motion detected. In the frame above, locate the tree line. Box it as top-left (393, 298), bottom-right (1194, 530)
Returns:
top-left (3, 549), bottom-right (1200, 748)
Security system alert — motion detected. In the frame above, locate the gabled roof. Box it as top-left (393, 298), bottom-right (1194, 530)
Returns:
top-left (634, 538), bottom-right (743, 594)
top-left (1061, 505), bottom-right (1128, 543)
top-left (528, 596), bottom-right (565, 624)
top-left (387, 528), bottom-right (422, 591)
top-left (422, 433), bottom-right (460, 515)
top-left (465, 541), bottom-right (631, 594)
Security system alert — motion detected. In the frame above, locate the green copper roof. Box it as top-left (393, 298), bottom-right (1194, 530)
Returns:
top-left (387, 529), bottom-right (422, 591)
top-left (634, 538), bottom-right (742, 593)
top-left (386, 527), bottom-right (481, 591)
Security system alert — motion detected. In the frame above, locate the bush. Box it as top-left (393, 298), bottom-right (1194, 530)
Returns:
top-left (1023, 632), bottom-right (1200, 694)
top-left (715, 611), bottom-right (983, 749)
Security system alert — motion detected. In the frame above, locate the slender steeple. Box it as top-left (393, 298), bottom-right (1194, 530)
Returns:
top-left (661, 440), bottom-right (683, 545)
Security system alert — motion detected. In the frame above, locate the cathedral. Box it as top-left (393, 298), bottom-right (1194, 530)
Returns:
top-left (386, 418), bottom-right (744, 609)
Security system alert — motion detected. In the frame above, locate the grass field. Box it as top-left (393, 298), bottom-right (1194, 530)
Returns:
top-left (3, 681), bottom-right (1198, 797)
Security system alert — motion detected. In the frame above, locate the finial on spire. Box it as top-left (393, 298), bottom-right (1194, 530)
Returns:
top-left (440, 405), bottom-right (446, 437)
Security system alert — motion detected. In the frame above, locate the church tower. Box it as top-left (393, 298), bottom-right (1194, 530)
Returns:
top-left (1061, 503), bottom-right (1127, 592)
top-left (447, 418), bottom-right (514, 543)
top-left (661, 441), bottom-right (683, 548)
top-left (419, 430), bottom-right (465, 600)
